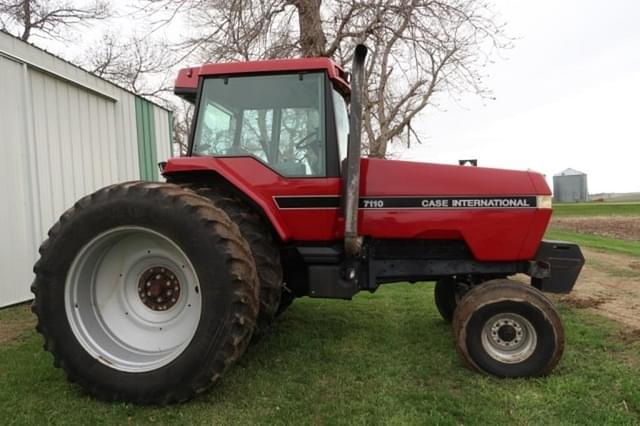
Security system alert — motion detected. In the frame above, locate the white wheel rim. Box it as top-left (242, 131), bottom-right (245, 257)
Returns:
top-left (481, 313), bottom-right (537, 364)
top-left (65, 226), bottom-right (202, 373)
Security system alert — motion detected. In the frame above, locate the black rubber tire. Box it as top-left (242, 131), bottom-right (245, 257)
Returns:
top-left (31, 182), bottom-right (259, 404)
top-left (434, 277), bottom-right (457, 322)
top-left (186, 186), bottom-right (283, 336)
top-left (452, 279), bottom-right (564, 378)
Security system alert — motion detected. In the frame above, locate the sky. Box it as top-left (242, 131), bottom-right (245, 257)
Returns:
top-left (30, 0), bottom-right (640, 194)
top-left (399, 0), bottom-right (640, 194)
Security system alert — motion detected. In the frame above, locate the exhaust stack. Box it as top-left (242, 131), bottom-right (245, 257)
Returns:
top-left (344, 44), bottom-right (367, 257)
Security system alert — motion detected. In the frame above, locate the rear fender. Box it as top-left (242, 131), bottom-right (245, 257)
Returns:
top-left (162, 158), bottom-right (290, 241)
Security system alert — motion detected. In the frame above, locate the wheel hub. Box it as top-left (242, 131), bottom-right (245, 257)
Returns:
top-left (497, 324), bottom-right (517, 342)
top-left (138, 266), bottom-right (181, 311)
top-left (488, 317), bottom-right (524, 348)
top-left (481, 313), bottom-right (537, 364)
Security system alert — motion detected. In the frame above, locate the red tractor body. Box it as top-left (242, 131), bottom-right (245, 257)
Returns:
top-left (164, 156), bottom-right (552, 261)
top-left (165, 47), bottom-right (582, 301)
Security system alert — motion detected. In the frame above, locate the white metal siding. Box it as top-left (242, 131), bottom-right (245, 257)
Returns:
top-left (0, 32), bottom-right (172, 307)
top-left (28, 69), bottom-right (132, 230)
top-left (0, 56), bottom-right (37, 307)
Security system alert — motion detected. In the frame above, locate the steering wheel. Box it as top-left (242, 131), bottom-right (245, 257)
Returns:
top-left (294, 131), bottom-right (319, 150)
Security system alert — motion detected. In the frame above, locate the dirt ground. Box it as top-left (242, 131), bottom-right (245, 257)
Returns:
top-left (553, 248), bottom-right (640, 330)
top-left (0, 303), bottom-right (35, 345)
top-left (552, 216), bottom-right (640, 241)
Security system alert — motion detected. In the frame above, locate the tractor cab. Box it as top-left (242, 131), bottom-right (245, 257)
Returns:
top-left (175, 58), bottom-right (351, 178)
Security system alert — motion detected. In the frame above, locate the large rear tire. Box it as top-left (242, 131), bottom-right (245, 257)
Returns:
top-left (452, 279), bottom-right (564, 378)
top-left (31, 182), bottom-right (259, 404)
top-left (186, 186), bottom-right (283, 336)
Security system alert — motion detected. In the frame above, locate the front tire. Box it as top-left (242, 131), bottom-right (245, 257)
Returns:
top-left (31, 182), bottom-right (259, 404)
top-left (434, 277), bottom-right (457, 322)
top-left (452, 279), bottom-right (564, 378)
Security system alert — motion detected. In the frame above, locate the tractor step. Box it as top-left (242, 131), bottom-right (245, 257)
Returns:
top-left (297, 246), bottom-right (358, 299)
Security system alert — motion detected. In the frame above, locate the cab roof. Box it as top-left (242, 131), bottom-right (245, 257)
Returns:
top-left (174, 57), bottom-right (350, 102)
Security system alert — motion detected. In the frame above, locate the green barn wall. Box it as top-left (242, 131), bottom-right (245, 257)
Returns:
top-left (135, 98), bottom-right (159, 181)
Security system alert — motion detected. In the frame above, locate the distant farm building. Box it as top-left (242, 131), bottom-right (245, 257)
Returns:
top-left (553, 168), bottom-right (588, 202)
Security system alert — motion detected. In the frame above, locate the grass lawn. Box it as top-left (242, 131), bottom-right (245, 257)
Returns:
top-left (552, 203), bottom-right (640, 217)
top-left (545, 229), bottom-right (640, 258)
top-left (1, 285), bottom-right (639, 425)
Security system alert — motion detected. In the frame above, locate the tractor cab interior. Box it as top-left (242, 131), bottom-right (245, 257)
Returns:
top-left (191, 71), bottom-right (348, 177)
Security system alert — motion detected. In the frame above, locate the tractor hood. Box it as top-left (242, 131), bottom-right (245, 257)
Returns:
top-left (358, 157), bottom-right (553, 261)
top-left (360, 158), bottom-right (551, 198)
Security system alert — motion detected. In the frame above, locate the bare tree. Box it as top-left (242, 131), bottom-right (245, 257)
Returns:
top-left (0, 0), bottom-right (108, 41)
top-left (141, 0), bottom-right (508, 158)
top-left (81, 33), bottom-right (175, 101)
top-left (172, 100), bottom-right (194, 154)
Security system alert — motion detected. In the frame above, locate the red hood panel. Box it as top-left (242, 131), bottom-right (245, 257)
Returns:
top-left (359, 158), bottom-right (551, 260)
top-left (361, 158), bottom-right (549, 196)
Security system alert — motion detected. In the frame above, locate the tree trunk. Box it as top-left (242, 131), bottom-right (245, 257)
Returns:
top-left (368, 137), bottom-right (387, 158)
top-left (21, 0), bottom-right (31, 41)
top-left (291, 0), bottom-right (327, 57)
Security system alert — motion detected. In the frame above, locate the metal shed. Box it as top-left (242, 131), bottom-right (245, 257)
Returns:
top-left (0, 31), bottom-right (173, 308)
top-left (553, 168), bottom-right (589, 203)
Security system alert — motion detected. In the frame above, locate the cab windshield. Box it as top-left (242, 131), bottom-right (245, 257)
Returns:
top-left (192, 72), bottom-right (326, 177)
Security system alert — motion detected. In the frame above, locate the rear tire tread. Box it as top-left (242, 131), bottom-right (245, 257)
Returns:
top-left (183, 185), bottom-right (283, 336)
top-left (31, 182), bottom-right (259, 404)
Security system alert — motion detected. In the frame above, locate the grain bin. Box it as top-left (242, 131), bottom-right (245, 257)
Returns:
top-left (553, 168), bottom-right (588, 202)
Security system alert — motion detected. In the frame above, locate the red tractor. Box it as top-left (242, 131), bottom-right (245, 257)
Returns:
top-left (32, 46), bottom-right (584, 404)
